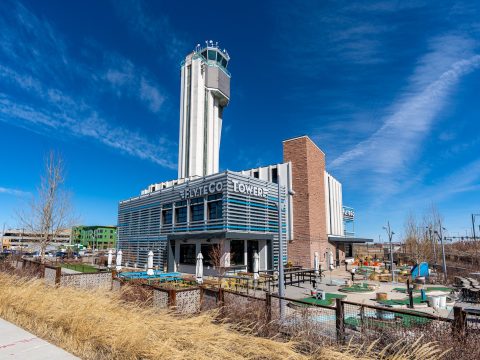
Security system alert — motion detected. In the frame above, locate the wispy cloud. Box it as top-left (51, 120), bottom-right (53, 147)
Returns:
top-left (113, 0), bottom-right (188, 61)
top-left (331, 35), bottom-right (480, 197)
top-left (0, 0), bottom-right (175, 168)
top-left (0, 186), bottom-right (31, 197)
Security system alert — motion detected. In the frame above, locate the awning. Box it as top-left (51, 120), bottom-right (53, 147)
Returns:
top-left (328, 236), bottom-right (373, 244)
top-left (167, 231), bottom-right (274, 241)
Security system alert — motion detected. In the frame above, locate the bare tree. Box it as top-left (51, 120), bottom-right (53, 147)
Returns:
top-left (18, 151), bottom-right (74, 263)
top-left (209, 240), bottom-right (234, 287)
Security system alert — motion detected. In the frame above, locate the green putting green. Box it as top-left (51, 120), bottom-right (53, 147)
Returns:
top-left (393, 286), bottom-right (452, 293)
top-left (340, 283), bottom-right (374, 292)
top-left (378, 296), bottom-right (426, 306)
top-left (298, 293), bottom-right (346, 306)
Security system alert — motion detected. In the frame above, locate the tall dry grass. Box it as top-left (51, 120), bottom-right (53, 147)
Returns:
top-left (0, 270), bottom-right (451, 360)
top-left (0, 273), bottom-right (309, 360)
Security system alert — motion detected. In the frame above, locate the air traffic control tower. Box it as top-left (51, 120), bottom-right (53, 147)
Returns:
top-left (178, 41), bottom-right (231, 179)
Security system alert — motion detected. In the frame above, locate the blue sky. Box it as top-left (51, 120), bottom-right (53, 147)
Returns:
top-left (0, 0), bottom-right (479, 241)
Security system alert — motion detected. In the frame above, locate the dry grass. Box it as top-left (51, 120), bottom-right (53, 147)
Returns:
top-left (0, 270), bottom-right (451, 360)
top-left (0, 273), bottom-right (309, 360)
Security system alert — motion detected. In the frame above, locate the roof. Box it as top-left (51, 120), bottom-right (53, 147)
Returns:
top-left (328, 236), bottom-right (373, 244)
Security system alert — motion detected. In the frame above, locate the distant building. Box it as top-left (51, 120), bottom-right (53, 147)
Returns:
top-left (71, 226), bottom-right (117, 250)
top-left (1, 229), bottom-right (71, 251)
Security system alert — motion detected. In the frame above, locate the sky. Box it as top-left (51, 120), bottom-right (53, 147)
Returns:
top-left (0, 0), bottom-right (479, 242)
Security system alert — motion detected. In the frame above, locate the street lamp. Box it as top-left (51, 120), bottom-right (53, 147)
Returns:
top-left (277, 182), bottom-right (295, 320)
top-left (383, 222), bottom-right (395, 283)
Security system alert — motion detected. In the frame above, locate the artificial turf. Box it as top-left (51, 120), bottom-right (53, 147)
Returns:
top-left (378, 296), bottom-right (426, 306)
top-left (298, 293), bottom-right (346, 306)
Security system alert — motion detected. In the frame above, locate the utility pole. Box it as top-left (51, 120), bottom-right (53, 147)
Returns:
top-left (383, 222), bottom-right (395, 283)
top-left (427, 226), bottom-right (438, 271)
top-left (434, 228), bottom-right (448, 283)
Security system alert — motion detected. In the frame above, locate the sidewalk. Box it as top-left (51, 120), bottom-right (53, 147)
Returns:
top-left (0, 318), bottom-right (79, 359)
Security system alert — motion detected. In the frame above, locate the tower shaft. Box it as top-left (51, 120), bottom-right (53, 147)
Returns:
top-left (178, 43), bottom-right (230, 179)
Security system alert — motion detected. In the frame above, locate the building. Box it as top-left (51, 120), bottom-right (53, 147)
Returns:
top-left (1, 229), bottom-right (71, 252)
top-left (117, 42), bottom-right (372, 273)
top-left (118, 172), bottom-right (286, 273)
top-left (71, 226), bottom-right (117, 250)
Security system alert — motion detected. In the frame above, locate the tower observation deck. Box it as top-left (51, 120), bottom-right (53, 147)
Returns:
top-left (178, 41), bottom-right (231, 179)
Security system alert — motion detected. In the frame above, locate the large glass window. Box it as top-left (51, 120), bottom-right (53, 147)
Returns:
top-left (208, 50), bottom-right (216, 60)
top-left (221, 57), bottom-right (227, 68)
top-left (230, 240), bottom-right (244, 265)
top-left (190, 197), bottom-right (204, 222)
top-left (162, 208), bottom-right (172, 225)
top-left (208, 200), bottom-right (223, 220)
top-left (201, 244), bottom-right (216, 267)
top-left (179, 244), bottom-right (196, 265)
top-left (175, 201), bottom-right (187, 224)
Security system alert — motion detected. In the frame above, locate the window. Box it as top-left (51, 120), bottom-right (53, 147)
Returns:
top-left (207, 193), bottom-right (222, 201)
top-left (201, 50), bottom-right (207, 58)
top-left (208, 200), bottom-right (222, 220)
top-left (201, 244), bottom-right (216, 267)
top-left (271, 168), bottom-right (278, 184)
top-left (162, 209), bottom-right (172, 225)
top-left (221, 57), bottom-right (227, 68)
top-left (230, 240), bottom-right (244, 265)
top-left (179, 244), bottom-right (196, 265)
top-left (253, 171), bottom-right (259, 178)
top-left (190, 197), bottom-right (204, 222)
top-left (208, 50), bottom-right (216, 61)
top-left (175, 206), bottom-right (187, 224)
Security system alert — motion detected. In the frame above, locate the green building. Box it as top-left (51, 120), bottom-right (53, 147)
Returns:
top-left (71, 226), bottom-right (117, 250)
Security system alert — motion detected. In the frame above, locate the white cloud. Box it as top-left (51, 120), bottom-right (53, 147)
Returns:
top-left (0, 0), bottom-right (175, 168)
top-left (331, 35), bottom-right (480, 198)
top-left (0, 186), bottom-right (31, 197)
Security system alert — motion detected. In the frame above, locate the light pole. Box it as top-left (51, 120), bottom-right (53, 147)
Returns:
top-left (434, 228), bottom-right (448, 283)
top-left (383, 222), bottom-right (395, 283)
top-left (277, 182), bottom-right (294, 320)
top-left (426, 225), bottom-right (438, 270)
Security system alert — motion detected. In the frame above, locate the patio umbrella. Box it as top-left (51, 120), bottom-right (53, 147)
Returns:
top-left (196, 252), bottom-right (204, 284)
top-left (314, 251), bottom-right (319, 275)
top-left (147, 250), bottom-right (154, 276)
top-left (107, 249), bottom-right (113, 269)
top-left (116, 250), bottom-right (122, 271)
top-left (326, 250), bottom-right (334, 270)
top-left (253, 251), bottom-right (260, 283)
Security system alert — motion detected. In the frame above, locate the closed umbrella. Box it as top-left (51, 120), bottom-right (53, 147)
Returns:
top-left (116, 250), bottom-right (123, 271)
top-left (147, 250), bottom-right (154, 276)
top-left (314, 251), bottom-right (319, 275)
top-left (196, 252), bottom-right (204, 284)
top-left (327, 250), bottom-right (334, 270)
top-left (253, 251), bottom-right (260, 283)
top-left (107, 249), bottom-right (113, 269)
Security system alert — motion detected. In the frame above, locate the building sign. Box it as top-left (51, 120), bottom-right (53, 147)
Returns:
top-left (343, 207), bottom-right (355, 220)
top-left (232, 179), bottom-right (268, 198)
top-left (180, 181), bottom-right (224, 200)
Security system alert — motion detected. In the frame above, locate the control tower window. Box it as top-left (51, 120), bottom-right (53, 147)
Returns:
top-left (201, 50), bottom-right (207, 58)
top-left (221, 57), bottom-right (227, 67)
top-left (208, 50), bottom-right (216, 61)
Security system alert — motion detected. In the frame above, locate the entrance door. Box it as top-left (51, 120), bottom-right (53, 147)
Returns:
top-left (247, 240), bottom-right (259, 273)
